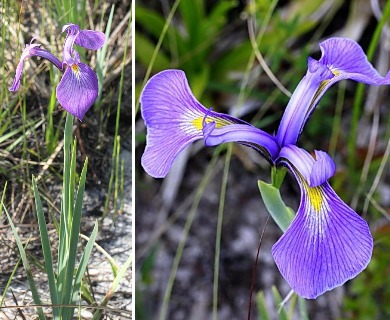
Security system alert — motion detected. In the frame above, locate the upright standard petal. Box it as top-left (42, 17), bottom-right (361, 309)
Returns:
top-left (75, 30), bottom-right (106, 50)
top-left (62, 23), bottom-right (81, 61)
top-left (62, 23), bottom-right (105, 53)
top-left (276, 58), bottom-right (334, 146)
top-left (56, 62), bottom-right (98, 120)
top-left (272, 147), bottom-right (373, 299)
top-left (276, 37), bottom-right (390, 146)
top-left (141, 69), bottom-right (280, 178)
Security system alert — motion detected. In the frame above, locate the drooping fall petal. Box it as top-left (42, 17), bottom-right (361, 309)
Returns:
top-left (56, 62), bottom-right (98, 120)
top-left (9, 42), bottom-right (62, 92)
top-left (141, 69), bottom-right (279, 178)
top-left (273, 146), bottom-right (373, 298)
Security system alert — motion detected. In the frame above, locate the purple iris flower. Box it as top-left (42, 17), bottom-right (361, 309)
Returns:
top-left (140, 37), bottom-right (389, 299)
top-left (9, 23), bottom-right (106, 120)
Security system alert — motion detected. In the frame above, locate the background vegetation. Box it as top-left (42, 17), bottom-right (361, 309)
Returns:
top-left (135, 0), bottom-right (390, 319)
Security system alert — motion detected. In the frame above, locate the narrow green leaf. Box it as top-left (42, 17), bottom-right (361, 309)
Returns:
top-left (2, 203), bottom-right (46, 320)
top-left (62, 158), bottom-right (88, 320)
top-left (204, 1), bottom-right (238, 38)
top-left (256, 291), bottom-right (270, 320)
top-left (4, 118), bottom-right (45, 152)
top-left (0, 182), bottom-right (6, 221)
top-left (135, 0), bottom-right (181, 115)
top-left (32, 176), bottom-right (59, 317)
top-left (271, 166), bottom-right (287, 189)
top-left (96, 4), bottom-right (115, 98)
top-left (272, 286), bottom-right (288, 320)
top-left (69, 138), bottom-right (77, 223)
top-left (57, 200), bottom-right (68, 299)
top-left (298, 297), bottom-right (309, 320)
top-left (208, 0), bottom-right (237, 24)
top-left (81, 281), bottom-right (94, 304)
top-left (178, 0), bottom-right (204, 48)
top-left (53, 0), bottom-right (62, 21)
top-left (79, 0), bottom-right (87, 29)
top-left (213, 144), bottom-right (232, 320)
top-left (258, 180), bottom-right (294, 232)
top-left (70, 221), bottom-right (99, 307)
top-left (113, 136), bottom-right (121, 215)
top-left (189, 66), bottom-right (209, 98)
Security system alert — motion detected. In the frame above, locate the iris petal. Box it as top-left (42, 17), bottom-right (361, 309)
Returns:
top-left (319, 37), bottom-right (390, 84)
top-left (56, 63), bottom-right (98, 120)
top-left (63, 23), bottom-right (105, 53)
top-left (62, 24), bottom-right (80, 61)
top-left (276, 58), bottom-right (334, 146)
top-left (279, 145), bottom-right (335, 186)
top-left (309, 150), bottom-right (336, 187)
top-left (141, 69), bottom-right (280, 177)
top-left (274, 145), bottom-right (372, 298)
top-left (141, 70), bottom-right (245, 177)
top-left (203, 122), bottom-right (279, 160)
top-left (276, 37), bottom-right (390, 146)
top-left (272, 178), bottom-right (373, 299)
top-left (75, 30), bottom-right (106, 50)
top-left (9, 43), bottom-right (62, 92)
top-left (141, 70), bottom-right (212, 178)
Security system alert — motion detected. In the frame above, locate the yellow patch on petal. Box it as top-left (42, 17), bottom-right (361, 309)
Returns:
top-left (311, 69), bottom-right (340, 111)
top-left (331, 69), bottom-right (340, 77)
top-left (71, 64), bottom-right (80, 74)
top-left (192, 116), bottom-right (232, 130)
top-left (306, 185), bottom-right (324, 213)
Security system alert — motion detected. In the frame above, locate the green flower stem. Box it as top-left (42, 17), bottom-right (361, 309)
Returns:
top-left (271, 166), bottom-right (287, 189)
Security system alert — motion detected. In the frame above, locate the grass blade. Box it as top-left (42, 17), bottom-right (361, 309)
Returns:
top-left (272, 286), bottom-right (288, 320)
top-left (103, 14), bottom-right (131, 217)
top-left (256, 291), bottom-right (270, 320)
top-left (32, 176), bottom-right (59, 318)
top-left (70, 221), bottom-right (99, 310)
top-left (92, 253), bottom-right (132, 320)
top-left (96, 4), bottom-right (115, 98)
top-left (159, 146), bottom-right (223, 320)
top-left (2, 203), bottom-right (46, 320)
